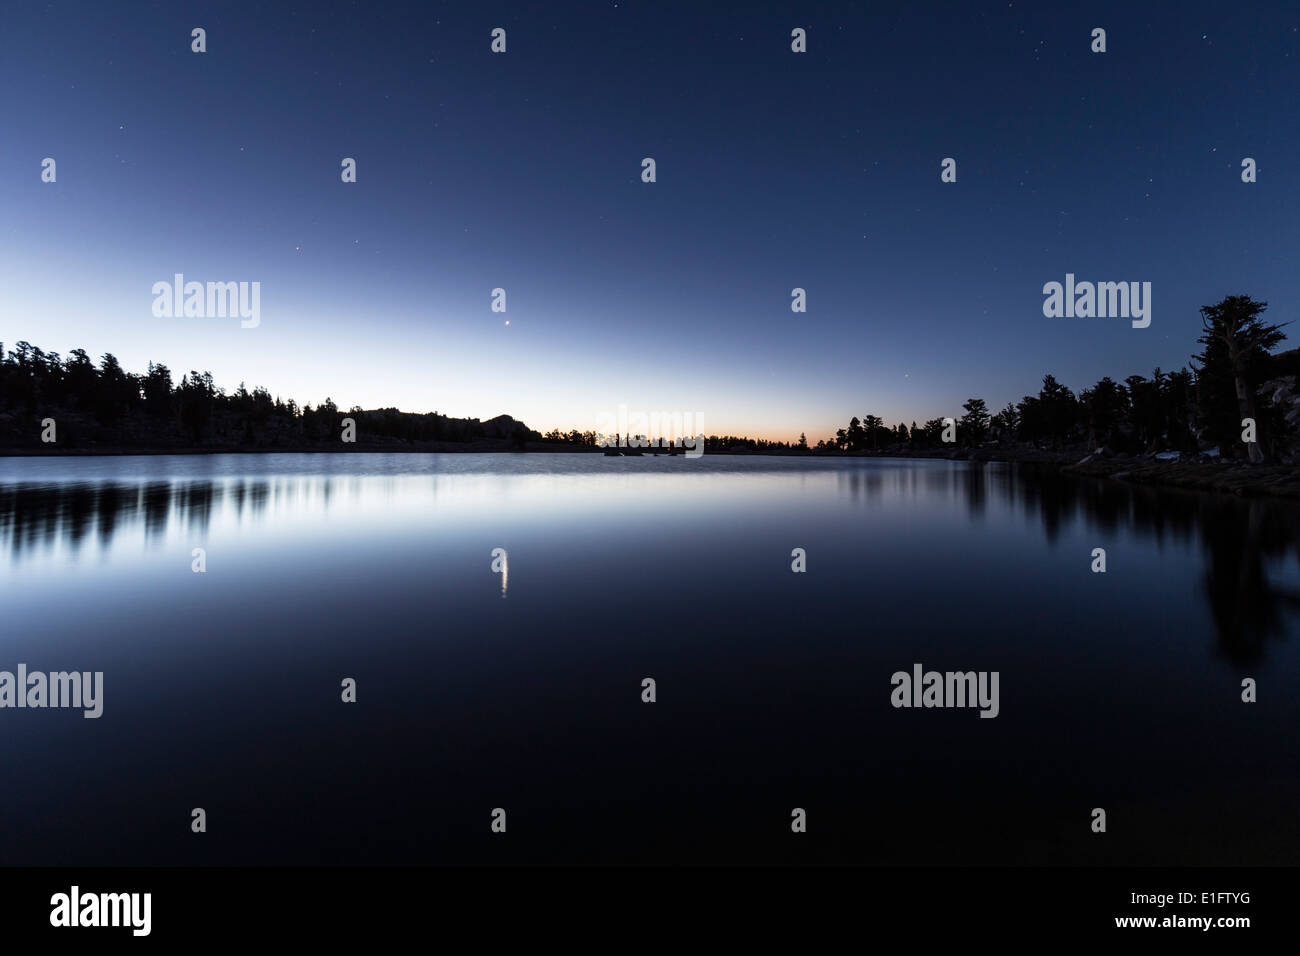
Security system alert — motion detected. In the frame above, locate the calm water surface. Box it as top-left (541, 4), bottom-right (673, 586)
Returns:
top-left (1, 453), bottom-right (1298, 864)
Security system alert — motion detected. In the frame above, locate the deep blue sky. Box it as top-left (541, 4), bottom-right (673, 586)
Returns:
top-left (4, 1), bottom-right (1297, 440)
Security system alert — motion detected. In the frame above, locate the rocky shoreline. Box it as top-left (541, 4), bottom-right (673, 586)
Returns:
top-left (787, 443), bottom-right (1300, 501)
top-left (1060, 456), bottom-right (1300, 499)
top-left (916, 446), bottom-right (1300, 501)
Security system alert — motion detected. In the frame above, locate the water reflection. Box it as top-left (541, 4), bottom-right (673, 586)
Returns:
top-left (996, 464), bottom-right (1300, 662)
top-left (1199, 497), bottom-right (1300, 663)
top-left (0, 479), bottom-right (271, 554)
top-left (1, 461), bottom-right (1298, 662)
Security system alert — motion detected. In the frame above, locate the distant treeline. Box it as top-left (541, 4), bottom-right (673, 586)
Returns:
top-left (539, 429), bottom-right (803, 453)
top-left (0, 344), bottom-right (536, 449)
top-left (2, 295), bottom-right (1294, 459)
top-left (814, 295), bottom-right (1298, 463)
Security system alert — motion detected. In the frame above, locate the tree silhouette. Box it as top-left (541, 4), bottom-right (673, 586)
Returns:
top-left (1194, 295), bottom-right (1288, 463)
top-left (958, 398), bottom-right (990, 446)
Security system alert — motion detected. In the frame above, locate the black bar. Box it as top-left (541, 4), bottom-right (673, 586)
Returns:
top-left (0, 866), bottom-right (1286, 943)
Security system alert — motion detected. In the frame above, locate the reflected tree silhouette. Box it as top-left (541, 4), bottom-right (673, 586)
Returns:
top-left (1, 467), bottom-right (1297, 660)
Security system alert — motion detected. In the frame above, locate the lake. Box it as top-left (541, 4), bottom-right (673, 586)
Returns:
top-left (1, 453), bottom-right (1297, 865)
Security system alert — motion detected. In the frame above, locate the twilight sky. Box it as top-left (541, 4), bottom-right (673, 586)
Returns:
top-left (3, 1), bottom-right (1298, 441)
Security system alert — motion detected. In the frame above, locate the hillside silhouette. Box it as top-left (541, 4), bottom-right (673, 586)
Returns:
top-left (0, 343), bottom-right (540, 452)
